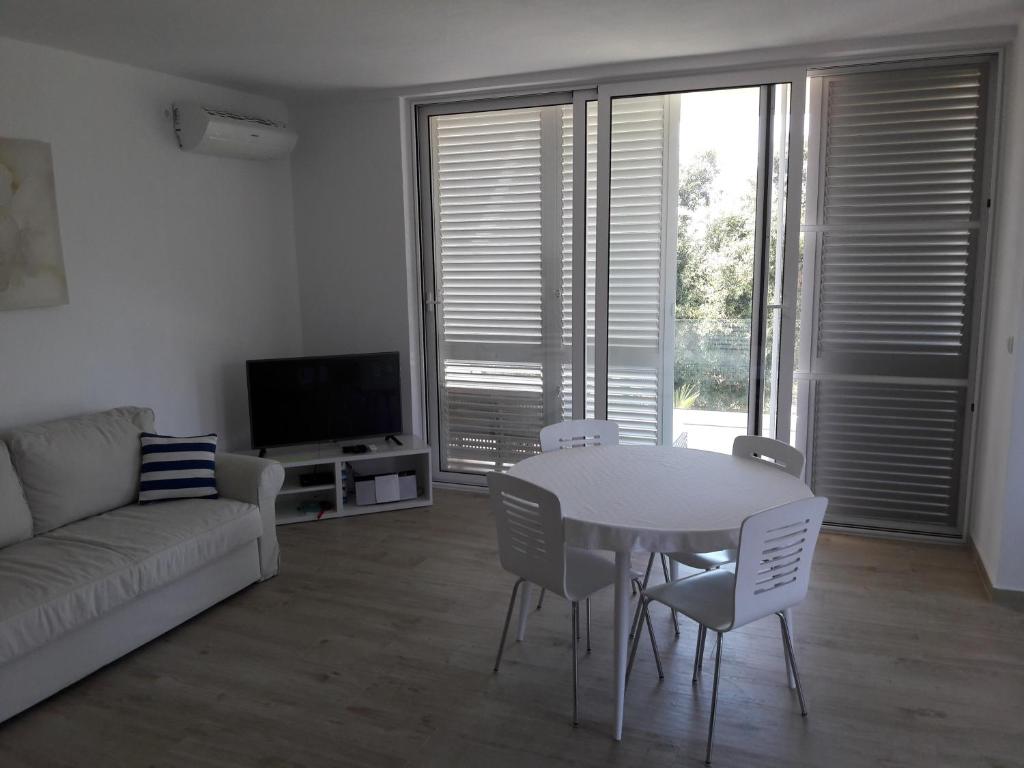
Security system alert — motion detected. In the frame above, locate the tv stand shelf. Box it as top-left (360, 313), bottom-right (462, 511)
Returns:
top-left (243, 436), bottom-right (431, 525)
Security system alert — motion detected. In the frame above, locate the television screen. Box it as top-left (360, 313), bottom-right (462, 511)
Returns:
top-left (246, 352), bottom-right (402, 449)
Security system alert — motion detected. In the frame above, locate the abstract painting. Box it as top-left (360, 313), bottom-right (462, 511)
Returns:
top-left (0, 138), bottom-right (68, 310)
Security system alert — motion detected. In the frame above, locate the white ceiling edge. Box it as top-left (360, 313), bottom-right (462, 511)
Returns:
top-left (286, 23), bottom-right (1019, 111)
top-left (0, 33), bottom-right (294, 124)
top-left (4, 0), bottom-right (1022, 96)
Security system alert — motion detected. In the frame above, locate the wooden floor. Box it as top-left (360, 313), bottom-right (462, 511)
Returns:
top-left (1, 489), bottom-right (1022, 767)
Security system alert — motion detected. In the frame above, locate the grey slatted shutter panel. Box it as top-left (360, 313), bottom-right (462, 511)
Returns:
top-left (431, 108), bottom-right (554, 472)
top-left (802, 61), bottom-right (991, 534)
top-left (434, 110), bottom-right (545, 346)
top-left (427, 96), bottom-right (675, 474)
top-left (811, 381), bottom-right (966, 528)
top-left (813, 65), bottom-right (986, 378)
top-left (560, 97), bottom-right (673, 441)
top-left (606, 95), bottom-right (676, 444)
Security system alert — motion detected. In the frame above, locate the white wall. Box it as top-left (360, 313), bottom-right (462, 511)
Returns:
top-left (971, 22), bottom-right (1024, 591)
top-left (289, 97), bottom-right (417, 431)
top-left (0, 37), bottom-right (303, 449)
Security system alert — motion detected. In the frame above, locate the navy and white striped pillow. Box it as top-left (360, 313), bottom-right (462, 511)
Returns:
top-left (139, 433), bottom-right (218, 504)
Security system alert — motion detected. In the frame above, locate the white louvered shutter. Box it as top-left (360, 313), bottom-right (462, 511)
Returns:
top-left (606, 95), bottom-right (678, 444)
top-left (429, 107), bottom-right (565, 473)
top-left (427, 96), bottom-right (677, 474)
top-left (801, 62), bottom-right (991, 534)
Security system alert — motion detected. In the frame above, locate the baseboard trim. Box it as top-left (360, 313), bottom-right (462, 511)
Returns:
top-left (969, 539), bottom-right (1024, 611)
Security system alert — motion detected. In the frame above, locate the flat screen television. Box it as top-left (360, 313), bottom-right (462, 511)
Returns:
top-left (246, 352), bottom-right (402, 450)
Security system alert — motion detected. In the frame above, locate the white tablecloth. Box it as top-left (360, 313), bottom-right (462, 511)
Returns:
top-left (509, 445), bottom-right (813, 554)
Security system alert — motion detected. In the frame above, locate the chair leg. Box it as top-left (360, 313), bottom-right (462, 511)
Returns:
top-left (630, 556), bottom-right (656, 639)
top-left (692, 624), bottom-right (705, 684)
top-left (494, 578), bottom-right (524, 672)
top-left (627, 597), bottom-right (664, 685)
top-left (779, 612), bottom-right (808, 716)
top-left (642, 598), bottom-right (664, 679)
top-left (586, 597), bottom-right (592, 653)
top-left (782, 607), bottom-right (796, 688)
top-left (660, 554), bottom-right (680, 635)
top-left (626, 597), bottom-right (648, 684)
top-left (705, 632), bottom-right (724, 766)
top-left (698, 621), bottom-right (707, 670)
top-left (642, 552), bottom-right (656, 584)
top-left (536, 588), bottom-right (545, 611)
top-left (571, 601), bottom-right (580, 726)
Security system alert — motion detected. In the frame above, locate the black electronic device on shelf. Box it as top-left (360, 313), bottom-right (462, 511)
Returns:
top-left (299, 471), bottom-right (334, 487)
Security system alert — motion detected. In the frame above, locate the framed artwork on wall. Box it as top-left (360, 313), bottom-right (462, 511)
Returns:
top-left (0, 137), bottom-right (68, 311)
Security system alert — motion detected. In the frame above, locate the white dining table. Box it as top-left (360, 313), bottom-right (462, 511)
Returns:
top-left (508, 444), bottom-right (813, 741)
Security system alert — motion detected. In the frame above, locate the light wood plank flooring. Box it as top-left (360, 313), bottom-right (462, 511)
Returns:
top-left (1, 489), bottom-right (1022, 767)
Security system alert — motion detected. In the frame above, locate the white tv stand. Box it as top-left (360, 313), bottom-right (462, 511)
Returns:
top-left (248, 436), bottom-right (432, 525)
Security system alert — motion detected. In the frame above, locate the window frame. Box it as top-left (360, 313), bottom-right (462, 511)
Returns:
top-left (403, 40), bottom-right (1008, 543)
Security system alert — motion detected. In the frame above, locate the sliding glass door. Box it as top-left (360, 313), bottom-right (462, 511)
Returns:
top-left (419, 69), bottom-right (805, 483)
top-left (596, 70), bottom-right (806, 454)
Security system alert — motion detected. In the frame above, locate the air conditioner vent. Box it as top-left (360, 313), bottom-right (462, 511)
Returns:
top-left (199, 107), bottom-right (287, 130)
top-left (173, 102), bottom-right (297, 160)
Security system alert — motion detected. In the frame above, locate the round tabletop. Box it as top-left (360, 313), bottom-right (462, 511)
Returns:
top-left (509, 445), bottom-right (813, 554)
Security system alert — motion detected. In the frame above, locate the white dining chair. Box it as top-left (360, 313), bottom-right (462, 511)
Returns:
top-left (628, 496), bottom-right (828, 765)
top-left (539, 418), bottom-right (619, 452)
top-left (671, 436), bottom-right (805, 573)
top-left (489, 472), bottom-right (662, 725)
top-left (666, 435), bottom-right (807, 672)
top-left (535, 419), bottom-right (621, 611)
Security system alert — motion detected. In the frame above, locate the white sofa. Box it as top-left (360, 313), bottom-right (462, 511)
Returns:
top-left (0, 406), bottom-right (283, 723)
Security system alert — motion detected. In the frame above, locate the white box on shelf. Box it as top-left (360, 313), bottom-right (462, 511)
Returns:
top-left (374, 473), bottom-right (400, 503)
top-left (398, 471), bottom-right (417, 500)
top-left (354, 477), bottom-right (376, 506)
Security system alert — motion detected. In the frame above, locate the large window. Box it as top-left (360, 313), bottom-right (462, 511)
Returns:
top-left (419, 75), bottom-right (804, 482)
top-left (417, 56), bottom-right (998, 540)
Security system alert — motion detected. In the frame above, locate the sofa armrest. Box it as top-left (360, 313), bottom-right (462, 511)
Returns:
top-left (216, 453), bottom-right (284, 579)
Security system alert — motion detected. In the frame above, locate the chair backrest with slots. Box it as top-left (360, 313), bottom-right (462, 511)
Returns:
top-left (732, 435), bottom-right (805, 479)
top-left (487, 472), bottom-right (566, 596)
top-left (540, 419), bottom-right (620, 453)
top-left (731, 497), bottom-right (828, 629)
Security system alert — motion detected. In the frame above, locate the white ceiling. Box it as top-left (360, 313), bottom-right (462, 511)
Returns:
top-left (1, 0), bottom-right (1022, 96)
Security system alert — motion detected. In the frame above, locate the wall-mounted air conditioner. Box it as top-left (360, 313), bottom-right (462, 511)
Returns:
top-left (172, 103), bottom-right (297, 160)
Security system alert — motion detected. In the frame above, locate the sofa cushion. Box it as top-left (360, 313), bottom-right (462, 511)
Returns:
top-left (0, 536), bottom-right (135, 665)
top-left (0, 498), bottom-right (261, 665)
top-left (5, 407), bottom-right (155, 534)
top-left (0, 443), bottom-right (33, 549)
top-left (47, 498), bottom-right (261, 593)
